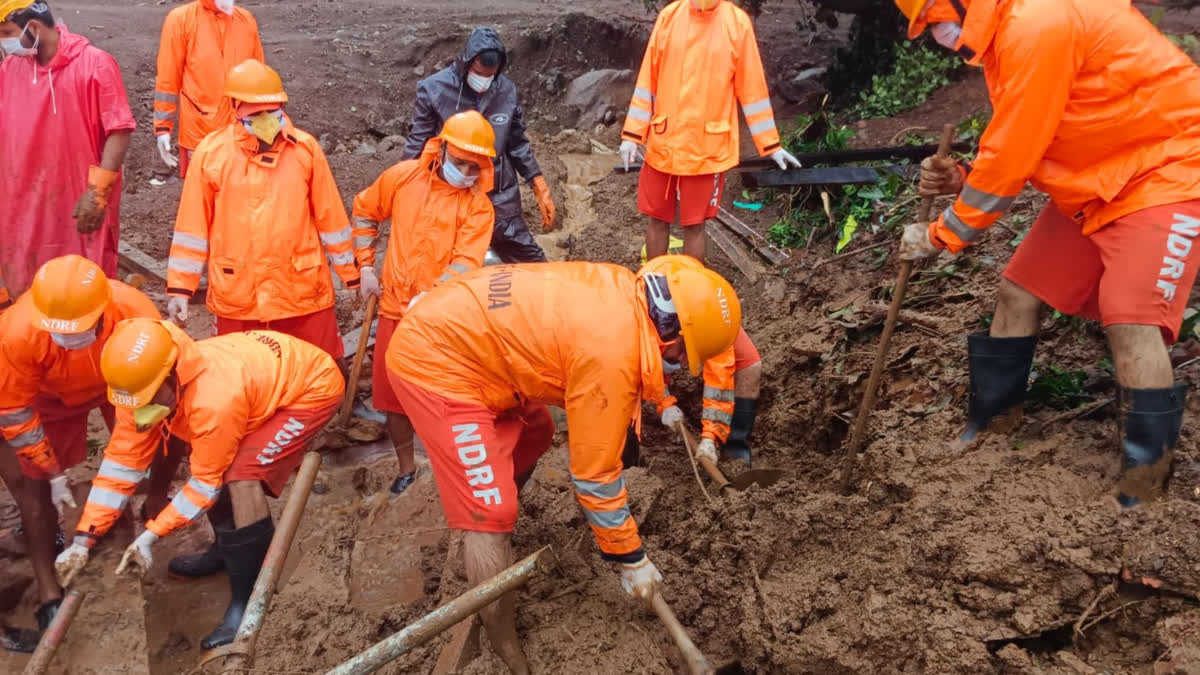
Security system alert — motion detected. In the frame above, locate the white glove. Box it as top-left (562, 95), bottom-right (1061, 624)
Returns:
top-left (407, 291), bottom-right (427, 312)
top-left (166, 296), bottom-right (189, 325)
top-left (359, 267), bottom-right (381, 301)
top-left (49, 474), bottom-right (76, 516)
top-left (55, 542), bottom-right (90, 587)
top-left (899, 221), bottom-right (941, 261)
top-left (156, 134), bottom-right (179, 169)
top-left (696, 438), bottom-right (719, 464)
top-left (620, 556), bottom-right (664, 602)
top-left (660, 405), bottom-right (684, 429)
top-left (619, 141), bottom-right (640, 171)
top-left (770, 148), bottom-right (802, 170)
top-left (115, 530), bottom-right (159, 578)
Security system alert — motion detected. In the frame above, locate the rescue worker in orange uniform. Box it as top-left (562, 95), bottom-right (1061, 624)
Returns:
top-left (653, 261), bottom-right (763, 463)
top-left (385, 256), bottom-right (742, 674)
top-left (55, 319), bottom-right (345, 650)
top-left (166, 59), bottom-right (358, 363)
top-left (894, 0), bottom-right (1200, 506)
top-left (620, 0), bottom-right (801, 263)
top-left (0, 256), bottom-right (158, 634)
top-left (153, 0), bottom-right (264, 177)
top-left (352, 110), bottom-right (495, 496)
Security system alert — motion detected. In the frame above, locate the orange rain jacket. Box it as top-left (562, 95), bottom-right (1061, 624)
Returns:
top-left (926, 0), bottom-right (1200, 252)
top-left (621, 0), bottom-right (783, 176)
top-left (153, 0), bottom-right (264, 151)
top-left (167, 116), bottom-right (360, 320)
top-left (656, 346), bottom-right (737, 443)
top-left (75, 323), bottom-right (344, 543)
top-left (351, 138), bottom-right (495, 320)
top-left (0, 283), bottom-right (159, 477)
top-left (387, 263), bottom-right (666, 562)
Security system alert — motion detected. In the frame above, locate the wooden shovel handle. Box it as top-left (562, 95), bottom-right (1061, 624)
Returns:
top-left (650, 592), bottom-right (715, 675)
top-left (337, 295), bottom-right (377, 427)
top-left (677, 422), bottom-right (729, 489)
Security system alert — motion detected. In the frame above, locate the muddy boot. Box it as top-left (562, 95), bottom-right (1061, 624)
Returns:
top-left (169, 490), bottom-right (234, 579)
top-left (954, 333), bottom-right (1037, 447)
top-left (723, 397), bottom-right (757, 465)
top-left (200, 516), bottom-right (274, 651)
top-left (1, 624), bottom-right (39, 653)
top-left (389, 472), bottom-right (416, 496)
top-left (35, 598), bottom-right (60, 631)
top-left (1116, 384), bottom-right (1187, 508)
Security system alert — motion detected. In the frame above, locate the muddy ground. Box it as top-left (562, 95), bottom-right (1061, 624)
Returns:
top-left (2, 0), bottom-right (1200, 673)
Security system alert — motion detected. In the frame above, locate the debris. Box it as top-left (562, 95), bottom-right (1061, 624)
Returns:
top-left (563, 69), bottom-right (634, 130)
top-left (354, 141), bottom-right (377, 155)
top-left (346, 419), bottom-right (386, 443)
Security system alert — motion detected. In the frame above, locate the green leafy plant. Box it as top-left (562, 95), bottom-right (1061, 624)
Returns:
top-left (1179, 307), bottom-right (1200, 341)
top-left (1028, 362), bottom-right (1092, 410)
top-left (955, 110), bottom-right (991, 145)
top-left (853, 41), bottom-right (962, 118)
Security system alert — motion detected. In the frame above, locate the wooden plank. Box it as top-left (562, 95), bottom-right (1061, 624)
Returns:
top-left (706, 221), bottom-right (760, 283)
top-left (117, 240), bottom-right (166, 285)
top-left (714, 212), bottom-right (789, 266)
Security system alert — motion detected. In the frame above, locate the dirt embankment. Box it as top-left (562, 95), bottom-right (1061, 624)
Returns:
top-left (2, 1), bottom-right (1199, 673)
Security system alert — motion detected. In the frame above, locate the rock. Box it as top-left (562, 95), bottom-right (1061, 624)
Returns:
top-left (790, 333), bottom-right (832, 359)
top-left (764, 278), bottom-right (787, 304)
top-left (318, 133), bottom-right (331, 153)
top-left (995, 644), bottom-right (1036, 674)
top-left (602, 108), bottom-right (616, 125)
top-left (354, 141), bottom-right (377, 155)
top-left (778, 67), bottom-right (827, 107)
top-left (334, 142), bottom-right (349, 155)
top-left (550, 129), bottom-right (591, 154)
top-left (377, 134), bottom-right (406, 153)
top-left (563, 69), bottom-right (634, 130)
top-left (1056, 652), bottom-right (1097, 674)
top-left (413, 63), bottom-right (425, 77)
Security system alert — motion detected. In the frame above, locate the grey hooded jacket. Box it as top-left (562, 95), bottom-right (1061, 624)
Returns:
top-left (402, 28), bottom-right (540, 221)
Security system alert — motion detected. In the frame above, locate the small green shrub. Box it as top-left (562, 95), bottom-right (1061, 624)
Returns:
top-left (854, 42), bottom-right (962, 118)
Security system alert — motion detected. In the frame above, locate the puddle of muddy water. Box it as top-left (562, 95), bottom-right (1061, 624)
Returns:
top-left (537, 152), bottom-right (617, 261)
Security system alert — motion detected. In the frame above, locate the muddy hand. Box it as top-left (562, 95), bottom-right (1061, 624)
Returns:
top-left (620, 556), bottom-right (664, 604)
top-left (55, 543), bottom-right (90, 587)
top-left (919, 156), bottom-right (963, 197)
top-left (72, 190), bottom-right (107, 234)
top-left (115, 530), bottom-right (159, 577)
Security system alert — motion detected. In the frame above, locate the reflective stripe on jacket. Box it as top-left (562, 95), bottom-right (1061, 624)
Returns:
top-left (622, 0), bottom-right (782, 176)
top-left (167, 118), bottom-right (359, 320)
top-left (153, 0), bottom-right (264, 150)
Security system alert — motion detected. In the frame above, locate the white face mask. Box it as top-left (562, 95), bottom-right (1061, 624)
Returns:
top-left (442, 155), bottom-right (478, 189)
top-left (51, 330), bottom-right (98, 351)
top-left (662, 359), bottom-right (682, 374)
top-left (931, 22), bottom-right (963, 50)
top-left (466, 72), bottom-right (494, 94)
top-left (1, 24), bottom-right (38, 57)
top-left (215, 0), bottom-right (235, 15)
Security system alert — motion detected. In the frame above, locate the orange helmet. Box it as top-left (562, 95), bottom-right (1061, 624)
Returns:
top-left (896, 0), bottom-right (960, 39)
top-left (225, 59), bottom-right (288, 104)
top-left (638, 255), bottom-right (741, 376)
top-left (440, 110), bottom-right (496, 158)
top-left (101, 319), bottom-right (179, 408)
top-left (28, 255), bottom-right (112, 334)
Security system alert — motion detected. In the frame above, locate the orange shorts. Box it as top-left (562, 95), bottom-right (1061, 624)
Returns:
top-left (372, 316), bottom-right (404, 415)
top-left (733, 327), bottom-right (761, 371)
top-left (18, 394), bottom-right (114, 479)
top-left (637, 163), bottom-right (726, 227)
top-left (224, 401), bottom-right (339, 497)
top-left (1004, 200), bottom-right (1200, 342)
top-left (388, 375), bottom-right (554, 533)
top-left (215, 306), bottom-right (344, 361)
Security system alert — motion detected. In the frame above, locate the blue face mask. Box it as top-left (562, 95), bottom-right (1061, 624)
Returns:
top-left (442, 156), bottom-right (477, 189)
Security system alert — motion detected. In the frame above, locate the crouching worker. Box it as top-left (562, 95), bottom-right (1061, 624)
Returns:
top-left (0, 255), bottom-right (159, 637)
top-left (650, 254), bottom-right (762, 464)
top-left (54, 319), bottom-right (344, 650)
top-left (385, 257), bottom-right (741, 673)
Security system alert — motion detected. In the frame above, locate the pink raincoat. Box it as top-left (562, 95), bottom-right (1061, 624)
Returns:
top-left (0, 26), bottom-right (136, 294)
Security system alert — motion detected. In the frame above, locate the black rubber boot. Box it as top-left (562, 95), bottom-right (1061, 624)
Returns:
top-left (722, 397), bottom-right (757, 465)
top-left (959, 333), bottom-right (1037, 442)
top-left (200, 516), bottom-right (274, 650)
top-left (389, 472), bottom-right (416, 496)
top-left (1117, 384), bottom-right (1187, 508)
top-left (1, 624), bottom-right (39, 653)
top-left (35, 598), bottom-right (60, 631)
top-left (168, 489), bottom-right (233, 579)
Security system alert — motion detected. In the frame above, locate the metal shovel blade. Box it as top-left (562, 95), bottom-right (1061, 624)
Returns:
top-left (725, 468), bottom-right (785, 492)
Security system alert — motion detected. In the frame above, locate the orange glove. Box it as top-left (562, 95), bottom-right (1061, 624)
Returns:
top-left (73, 166), bottom-right (119, 234)
top-left (531, 175), bottom-right (556, 230)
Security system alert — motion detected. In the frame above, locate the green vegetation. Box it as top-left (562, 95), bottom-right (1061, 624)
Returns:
top-left (1028, 362), bottom-right (1091, 410)
top-left (956, 110), bottom-right (991, 145)
top-left (853, 41), bottom-right (962, 118)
